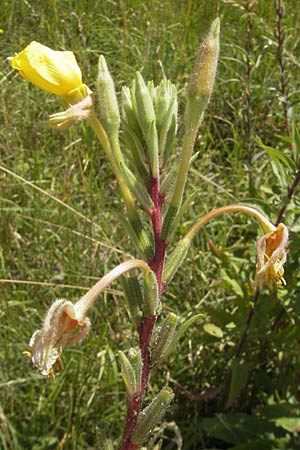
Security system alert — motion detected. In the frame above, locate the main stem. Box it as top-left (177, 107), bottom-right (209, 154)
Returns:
top-left (120, 176), bottom-right (167, 450)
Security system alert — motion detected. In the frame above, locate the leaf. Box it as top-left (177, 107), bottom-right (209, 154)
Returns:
top-left (255, 403), bottom-right (300, 432)
top-left (256, 137), bottom-right (296, 170)
top-left (203, 323), bottom-right (223, 338)
top-left (275, 417), bottom-right (300, 433)
top-left (225, 360), bottom-right (249, 408)
top-left (292, 122), bottom-right (300, 165)
top-left (200, 414), bottom-right (278, 445)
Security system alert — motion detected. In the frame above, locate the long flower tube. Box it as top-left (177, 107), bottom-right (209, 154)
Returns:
top-left (26, 259), bottom-right (151, 379)
top-left (163, 204), bottom-right (288, 289)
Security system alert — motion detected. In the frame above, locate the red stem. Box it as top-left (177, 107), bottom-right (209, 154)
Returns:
top-left (120, 176), bottom-right (167, 450)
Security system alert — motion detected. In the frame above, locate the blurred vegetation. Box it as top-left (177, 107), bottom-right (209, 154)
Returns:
top-left (1, 0), bottom-right (300, 449)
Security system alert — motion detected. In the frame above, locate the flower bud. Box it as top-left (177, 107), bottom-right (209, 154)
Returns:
top-left (134, 72), bottom-right (159, 178)
top-left (131, 387), bottom-right (174, 445)
top-left (96, 55), bottom-right (120, 137)
top-left (185, 18), bottom-right (220, 131)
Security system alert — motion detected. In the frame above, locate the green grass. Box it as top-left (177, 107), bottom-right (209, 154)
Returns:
top-left (1, 1), bottom-right (300, 449)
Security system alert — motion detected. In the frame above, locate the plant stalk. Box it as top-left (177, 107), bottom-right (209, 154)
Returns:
top-left (120, 175), bottom-right (167, 449)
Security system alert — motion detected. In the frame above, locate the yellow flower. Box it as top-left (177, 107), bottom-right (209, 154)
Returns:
top-left (9, 41), bottom-right (85, 98)
top-left (255, 223), bottom-right (288, 289)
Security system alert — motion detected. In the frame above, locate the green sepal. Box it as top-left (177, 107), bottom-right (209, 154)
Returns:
top-left (143, 270), bottom-right (159, 316)
top-left (162, 238), bottom-right (191, 284)
top-left (151, 313), bottom-right (180, 365)
top-left (120, 161), bottom-right (153, 212)
top-left (128, 348), bottom-right (142, 393)
top-left (131, 387), bottom-right (175, 445)
top-left (96, 55), bottom-right (120, 137)
top-left (118, 351), bottom-right (137, 398)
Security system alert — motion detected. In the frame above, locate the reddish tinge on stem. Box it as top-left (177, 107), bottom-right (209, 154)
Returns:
top-left (120, 176), bottom-right (168, 450)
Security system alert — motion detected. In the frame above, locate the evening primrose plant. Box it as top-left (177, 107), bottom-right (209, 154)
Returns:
top-left (9, 18), bottom-right (289, 450)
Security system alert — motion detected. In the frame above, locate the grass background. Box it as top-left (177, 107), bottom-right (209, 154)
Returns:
top-left (1, 0), bottom-right (300, 449)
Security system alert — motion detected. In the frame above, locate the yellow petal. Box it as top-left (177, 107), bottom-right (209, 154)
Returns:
top-left (10, 41), bottom-right (83, 96)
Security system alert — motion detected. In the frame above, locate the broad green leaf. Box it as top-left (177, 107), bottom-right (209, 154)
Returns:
top-left (203, 323), bottom-right (223, 338)
top-left (200, 414), bottom-right (278, 445)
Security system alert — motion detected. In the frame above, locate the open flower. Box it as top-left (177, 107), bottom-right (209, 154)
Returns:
top-left (28, 299), bottom-right (91, 378)
top-left (255, 223), bottom-right (288, 289)
top-left (9, 41), bottom-right (93, 127)
top-left (10, 41), bottom-right (84, 97)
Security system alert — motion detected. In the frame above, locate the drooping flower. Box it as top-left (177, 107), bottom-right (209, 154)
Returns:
top-left (10, 41), bottom-right (84, 97)
top-left (27, 299), bottom-right (91, 378)
top-left (255, 223), bottom-right (289, 289)
top-left (9, 41), bottom-right (93, 127)
top-left (25, 260), bottom-right (152, 378)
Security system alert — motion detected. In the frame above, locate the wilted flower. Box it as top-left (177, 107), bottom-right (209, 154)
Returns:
top-left (49, 94), bottom-right (93, 129)
top-left (28, 299), bottom-right (91, 378)
top-left (255, 223), bottom-right (288, 289)
top-left (25, 260), bottom-right (151, 378)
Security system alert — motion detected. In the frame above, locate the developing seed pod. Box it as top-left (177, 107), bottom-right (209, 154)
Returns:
top-left (131, 387), bottom-right (175, 445)
top-left (118, 351), bottom-right (137, 399)
top-left (151, 313), bottom-right (179, 365)
top-left (143, 270), bottom-right (159, 316)
top-left (162, 237), bottom-right (191, 284)
top-left (128, 348), bottom-right (142, 393)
